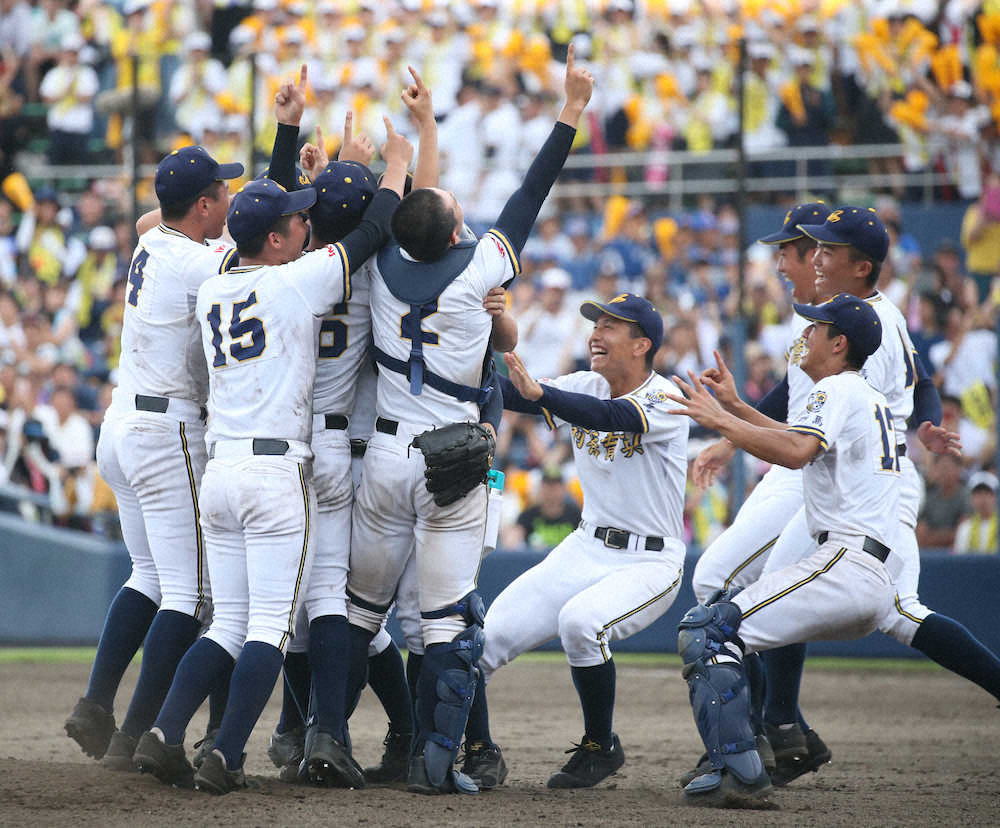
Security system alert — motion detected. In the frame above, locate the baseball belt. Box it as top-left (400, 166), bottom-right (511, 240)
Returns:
top-left (323, 414), bottom-right (348, 430)
top-left (589, 524), bottom-right (665, 552)
top-left (816, 531), bottom-right (889, 562)
top-left (350, 439), bottom-right (367, 458)
top-left (376, 416), bottom-right (398, 435)
top-left (135, 393), bottom-right (207, 422)
top-left (209, 438), bottom-right (289, 459)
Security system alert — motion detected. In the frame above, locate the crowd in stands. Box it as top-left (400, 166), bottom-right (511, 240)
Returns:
top-left (0, 0), bottom-right (997, 554)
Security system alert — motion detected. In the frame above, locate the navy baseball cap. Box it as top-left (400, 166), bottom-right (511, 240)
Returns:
top-left (758, 202), bottom-right (830, 245)
top-left (580, 293), bottom-right (664, 353)
top-left (793, 293), bottom-right (882, 362)
top-left (154, 146), bottom-right (244, 207)
top-left (309, 161), bottom-right (376, 243)
top-left (797, 206), bottom-right (890, 263)
top-left (227, 178), bottom-right (316, 247)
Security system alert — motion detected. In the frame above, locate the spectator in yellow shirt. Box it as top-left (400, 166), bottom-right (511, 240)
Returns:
top-left (960, 173), bottom-right (1000, 302)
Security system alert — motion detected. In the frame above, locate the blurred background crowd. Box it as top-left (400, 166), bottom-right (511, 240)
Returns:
top-left (0, 0), bottom-right (997, 555)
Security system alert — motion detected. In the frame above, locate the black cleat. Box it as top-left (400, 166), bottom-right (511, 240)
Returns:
top-left (101, 730), bottom-right (138, 771)
top-left (191, 727), bottom-right (219, 769)
top-left (461, 741), bottom-right (508, 790)
top-left (364, 728), bottom-right (411, 784)
top-left (194, 751), bottom-right (248, 795)
top-left (65, 698), bottom-right (115, 760)
top-left (307, 730), bottom-right (366, 788)
top-left (547, 734), bottom-right (625, 789)
top-left (133, 730), bottom-right (195, 788)
top-left (771, 728), bottom-right (831, 786)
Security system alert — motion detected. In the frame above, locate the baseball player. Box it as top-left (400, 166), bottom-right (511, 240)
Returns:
top-left (130, 127), bottom-right (412, 795)
top-left (65, 146), bottom-right (244, 768)
top-left (667, 293), bottom-right (900, 805)
top-left (462, 293), bottom-right (689, 790)
top-left (338, 46), bottom-right (593, 795)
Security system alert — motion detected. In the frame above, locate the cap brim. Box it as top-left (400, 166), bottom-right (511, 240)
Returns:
top-left (757, 228), bottom-right (804, 245)
top-left (797, 223), bottom-right (850, 246)
top-left (282, 187), bottom-right (318, 213)
top-left (580, 301), bottom-right (637, 324)
top-left (215, 161), bottom-right (246, 180)
top-left (792, 302), bottom-right (835, 324)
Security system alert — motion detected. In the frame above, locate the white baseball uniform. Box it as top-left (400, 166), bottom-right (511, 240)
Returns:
top-left (761, 291), bottom-right (929, 645)
top-left (691, 312), bottom-right (813, 603)
top-left (730, 371), bottom-right (900, 651)
top-left (98, 224), bottom-right (236, 620)
top-left (194, 243), bottom-right (351, 659)
top-left (347, 230), bottom-right (517, 647)
top-left (481, 371), bottom-right (689, 673)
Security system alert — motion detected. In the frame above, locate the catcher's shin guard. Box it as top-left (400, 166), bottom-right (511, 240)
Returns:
top-left (677, 602), bottom-right (766, 791)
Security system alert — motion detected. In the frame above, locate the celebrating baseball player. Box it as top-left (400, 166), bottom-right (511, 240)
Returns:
top-left (65, 146), bottom-right (243, 768)
top-left (333, 45), bottom-right (592, 796)
top-left (668, 293), bottom-right (900, 806)
top-left (462, 293), bottom-right (689, 790)
top-left (130, 117), bottom-right (412, 794)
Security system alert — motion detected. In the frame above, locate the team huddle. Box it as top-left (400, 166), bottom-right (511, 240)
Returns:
top-left (61, 52), bottom-right (1000, 806)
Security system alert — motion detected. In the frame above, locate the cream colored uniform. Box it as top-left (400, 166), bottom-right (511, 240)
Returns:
top-left (731, 371), bottom-right (901, 651)
top-left (98, 224), bottom-right (236, 621)
top-left (691, 312), bottom-right (813, 603)
top-left (347, 230), bottom-right (517, 647)
top-left (193, 244), bottom-right (351, 659)
top-left (762, 291), bottom-right (929, 645)
top-left (481, 371), bottom-right (689, 673)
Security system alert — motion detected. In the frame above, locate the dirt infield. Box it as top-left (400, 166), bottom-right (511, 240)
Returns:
top-left (1, 655), bottom-right (998, 827)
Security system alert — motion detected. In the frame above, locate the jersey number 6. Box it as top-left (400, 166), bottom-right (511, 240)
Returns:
top-left (318, 301), bottom-right (348, 359)
top-left (207, 291), bottom-right (267, 367)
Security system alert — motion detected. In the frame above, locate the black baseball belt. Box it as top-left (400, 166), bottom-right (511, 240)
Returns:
top-left (350, 439), bottom-right (367, 458)
top-left (591, 524), bottom-right (665, 552)
top-left (208, 438), bottom-right (289, 459)
top-left (322, 414), bottom-right (348, 430)
top-left (135, 393), bottom-right (207, 422)
top-left (816, 531), bottom-right (890, 563)
top-left (376, 417), bottom-right (399, 435)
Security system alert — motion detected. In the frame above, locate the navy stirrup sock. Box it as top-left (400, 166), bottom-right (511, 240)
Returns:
top-left (571, 660), bottom-right (616, 750)
top-left (762, 643), bottom-right (807, 726)
top-left (309, 615), bottom-right (351, 736)
top-left (344, 624), bottom-right (375, 721)
top-left (744, 652), bottom-right (766, 735)
top-left (120, 609), bottom-right (202, 739)
top-left (464, 668), bottom-right (492, 746)
top-left (207, 659), bottom-right (234, 733)
top-left (405, 651), bottom-right (423, 710)
top-left (278, 650), bottom-right (311, 733)
top-left (214, 642), bottom-right (285, 771)
top-left (85, 587), bottom-right (158, 712)
top-left (911, 613), bottom-right (1000, 701)
top-left (368, 640), bottom-right (414, 735)
top-left (154, 637), bottom-right (234, 745)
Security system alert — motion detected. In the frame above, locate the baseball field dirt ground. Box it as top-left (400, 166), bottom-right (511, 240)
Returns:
top-left (2, 651), bottom-right (998, 827)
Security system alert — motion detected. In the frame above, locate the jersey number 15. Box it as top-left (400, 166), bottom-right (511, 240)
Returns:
top-left (206, 291), bottom-right (266, 367)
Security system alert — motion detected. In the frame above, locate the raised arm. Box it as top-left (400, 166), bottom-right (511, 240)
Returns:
top-left (268, 64), bottom-right (308, 190)
top-left (401, 66), bottom-right (439, 189)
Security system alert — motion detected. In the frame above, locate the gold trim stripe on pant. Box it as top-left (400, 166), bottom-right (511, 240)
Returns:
top-left (279, 463), bottom-right (311, 651)
top-left (740, 547), bottom-right (847, 620)
top-left (596, 568), bottom-right (683, 662)
top-left (723, 536), bottom-right (778, 590)
top-left (893, 592), bottom-right (924, 625)
top-left (179, 421), bottom-right (207, 620)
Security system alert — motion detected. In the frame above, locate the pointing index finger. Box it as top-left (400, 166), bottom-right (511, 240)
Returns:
top-left (343, 111), bottom-right (352, 144)
top-left (408, 65), bottom-right (425, 90)
top-left (566, 41), bottom-right (575, 72)
top-left (298, 63), bottom-right (307, 89)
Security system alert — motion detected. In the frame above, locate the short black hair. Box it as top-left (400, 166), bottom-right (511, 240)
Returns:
top-left (161, 180), bottom-right (225, 222)
top-left (827, 323), bottom-right (867, 370)
top-left (789, 236), bottom-right (816, 260)
top-left (847, 245), bottom-right (882, 288)
top-left (628, 321), bottom-right (655, 369)
top-left (391, 189), bottom-right (455, 262)
top-left (236, 214), bottom-right (292, 258)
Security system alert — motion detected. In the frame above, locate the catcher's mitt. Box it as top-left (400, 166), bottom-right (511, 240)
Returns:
top-left (413, 422), bottom-right (496, 507)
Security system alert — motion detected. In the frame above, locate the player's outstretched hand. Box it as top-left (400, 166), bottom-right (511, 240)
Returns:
top-left (483, 287), bottom-right (508, 317)
top-left (338, 113), bottom-right (375, 165)
top-left (563, 42), bottom-right (594, 112)
top-left (299, 125), bottom-right (329, 181)
top-left (699, 349), bottom-right (739, 411)
top-left (693, 438), bottom-right (737, 489)
top-left (666, 370), bottom-right (728, 431)
top-left (504, 352), bottom-right (543, 401)
top-left (380, 116), bottom-right (414, 168)
top-left (916, 421), bottom-right (963, 457)
top-left (401, 65), bottom-right (434, 125)
top-left (275, 63), bottom-right (307, 126)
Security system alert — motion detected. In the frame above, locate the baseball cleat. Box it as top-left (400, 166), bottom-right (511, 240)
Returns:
top-left (65, 698), bottom-right (115, 760)
top-left (762, 722), bottom-right (808, 767)
top-left (546, 734), bottom-right (625, 789)
top-left (679, 732), bottom-right (774, 789)
top-left (192, 727), bottom-right (219, 769)
top-left (306, 730), bottom-right (366, 789)
top-left (408, 752), bottom-right (478, 795)
top-left (267, 726), bottom-right (305, 770)
top-left (771, 728), bottom-right (831, 786)
top-left (194, 750), bottom-right (248, 795)
top-left (364, 728), bottom-right (411, 784)
top-left (683, 767), bottom-right (775, 808)
top-left (133, 729), bottom-right (195, 788)
top-left (460, 741), bottom-right (508, 790)
top-left (101, 730), bottom-right (138, 771)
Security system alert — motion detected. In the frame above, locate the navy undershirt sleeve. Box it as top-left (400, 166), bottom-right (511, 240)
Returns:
top-left (911, 356), bottom-right (943, 427)
top-left (338, 189), bottom-right (400, 273)
top-left (755, 374), bottom-right (790, 423)
top-left (497, 375), bottom-right (544, 415)
top-left (493, 122), bottom-right (576, 255)
top-left (267, 123), bottom-right (300, 191)
top-left (478, 363), bottom-right (503, 432)
top-left (538, 384), bottom-right (646, 433)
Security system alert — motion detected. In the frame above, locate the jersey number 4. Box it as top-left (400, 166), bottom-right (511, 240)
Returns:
top-left (126, 249), bottom-right (149, 307)
top-left (874, 404), bottom-right (900, 473)
top-left (207, 291), bottom-right (266, 367)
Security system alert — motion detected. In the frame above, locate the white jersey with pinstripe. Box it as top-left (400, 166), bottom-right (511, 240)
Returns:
top-left (368, 228), bottom-right (519, 427)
